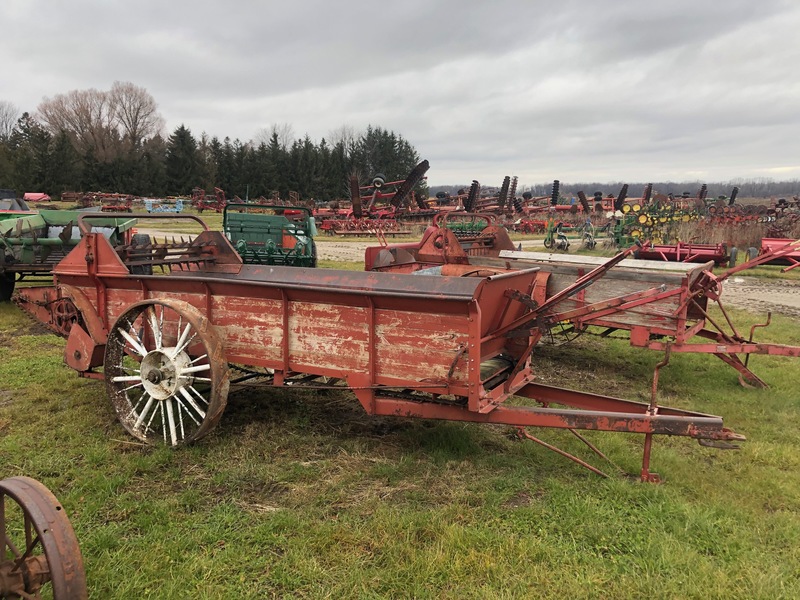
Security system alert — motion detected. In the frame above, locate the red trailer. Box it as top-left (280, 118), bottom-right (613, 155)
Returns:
top-left (15, 214), bottom-right (748, 482)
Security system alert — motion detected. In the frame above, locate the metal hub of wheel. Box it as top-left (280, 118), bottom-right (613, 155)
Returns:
top-left (104, 299), bottom-right (229, 446)
top-left (0, 476), bottom-right (87, 599)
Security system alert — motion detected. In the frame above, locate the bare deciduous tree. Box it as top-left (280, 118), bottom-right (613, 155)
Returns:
top-left (38, 88), bottom-right (118, 161)
top-left (327, 124), bottom-right (357, 151)
top-left (0, 100), bottom-right (19, 141)
top-left (37, 82), bottom-right (164, 162)
top-left (109, 81), bottom-right (164, 148)
top-left (254, 123), bottom-right (296, 149)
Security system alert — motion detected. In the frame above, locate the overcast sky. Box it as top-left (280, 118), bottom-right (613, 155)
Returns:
top-left (2, 0), bottom-right (800, 186)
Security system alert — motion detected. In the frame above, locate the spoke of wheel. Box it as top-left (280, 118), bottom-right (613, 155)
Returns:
top-left (166, 399), bottom-right (178, 446)
top-left (126, 317), bottom-right (147, 348)
top-left (120, 381), bottom-right (145, 393)
top-left (176, 397), bottom-right (186, 439)
top-left (173, 334), bottom-right (198, 360)
top-left (111, 375), bottom-right (145, 383)
top-left (172, 323), bottom-right (195, 359)
top-left (182, 363), bottom-right (210, 374)
top-left (189, 354), bottom-right (208, 364)
top-left (188, 385), bottom-right (210, 406)
top-left (146, 307), bottom-right (162, 350)
top-left (133, 394), bottom-right (155, 430)
top-left (119, 328), bottom-right (148, 357)
top-left (129, 391), bottom-right (148, 417)
top-left (158, 402), bottom-right (167, 444)
top-left (178, 387), bottom-right (206, 421)
top-left (4, 530), bottom-right (22, 559)
top-left (12, 531), bottom-right (41, 574)
top-left (145, 400), bottom-right (161, 433)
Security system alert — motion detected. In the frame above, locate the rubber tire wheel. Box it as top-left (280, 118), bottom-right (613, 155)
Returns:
top-left (747, 247), bottom-right (759, 261)
top-left (130, 233), bottom-right (153, 275)
top-left (0, 272), bottom-right (15, 302)
top-left (728, 247), bottom-right (738, 267)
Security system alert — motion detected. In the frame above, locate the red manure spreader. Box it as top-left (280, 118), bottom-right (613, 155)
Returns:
top-left (18, 214), bottom-right (799, 482)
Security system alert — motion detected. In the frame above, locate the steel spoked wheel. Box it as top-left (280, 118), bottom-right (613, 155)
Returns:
top-left (0, 476), bottom-right (87, 600)
top-left (104, 299), bottom-right (229, 446)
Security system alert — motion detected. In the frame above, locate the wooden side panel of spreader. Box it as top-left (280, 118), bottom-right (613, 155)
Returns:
top-left (475, 253), bottom-right (712, 336)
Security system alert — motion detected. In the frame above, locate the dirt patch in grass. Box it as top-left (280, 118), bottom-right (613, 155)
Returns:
top-left (722, 276), bottom-right (800, 318)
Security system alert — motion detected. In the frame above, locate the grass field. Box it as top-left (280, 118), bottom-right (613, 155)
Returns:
top-left (1, 280), bottom-right (800, 598)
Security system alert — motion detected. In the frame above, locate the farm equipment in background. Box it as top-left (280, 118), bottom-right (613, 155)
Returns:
top-left (144, 198), bottom-right (185, 213)
top-left (11, 212), bottom-right (756, 482)
top-left (191, 187), bottom-right (228, 213)
top-left (100, 196), bottom-right (133, 213)
top-left (764, 198), bottom-right (800, 238)
top-left (364, 212), bottom-right (518, 271)
top-left (317, 161), bottom-right (428, 237)
top-left (223, 203), bottom-right (317, 267)
top-left (71, 192), bottom-right (134, 212)
top-left (0, 191), bottom-right (35, 223)
top-left (351, 161), bottom-right (430, 218)
top-left (634, 241), bottom-right (732, 266)
top-left (0, 476), bottom-right (87, 599)
top-left (543, 219), bottom-right (597, 251)
top-left (758, 237), bottom-right (800, 272)
top-left (0, 210), bottom-right (138, 301)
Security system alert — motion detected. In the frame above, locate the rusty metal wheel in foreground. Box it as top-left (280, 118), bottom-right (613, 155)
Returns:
top-left (105, 299), bottom-right (229, 446)
top-left (0, 476), bottom-right (87, 599)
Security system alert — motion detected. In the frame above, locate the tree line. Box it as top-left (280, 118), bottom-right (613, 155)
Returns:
top-left (0, 83), bottom-right (425, 202)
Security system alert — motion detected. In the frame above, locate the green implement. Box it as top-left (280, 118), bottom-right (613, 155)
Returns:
top-left (223, 203), bottom-right (317, 267)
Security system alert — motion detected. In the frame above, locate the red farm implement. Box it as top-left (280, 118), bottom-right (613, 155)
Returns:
top-left (318, 212), bottom-right (412, 237)
top-left (634, 241), bottom-right (731, 266)
top-left (367, 220), bottom-right (800, 389)
top-left (75, 192), bottom-right (134, 212)
top-left (14, 213), bottom-right (757, 482)
top-left (318, 161), bottom-right (429, 236)
top-left (759, 237), bottom-right (800, 272)
top-left (191, 187), bottom-right (227, 213)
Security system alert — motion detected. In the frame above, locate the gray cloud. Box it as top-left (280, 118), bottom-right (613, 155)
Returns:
top-left (1, 0), bottom-right (799, 185)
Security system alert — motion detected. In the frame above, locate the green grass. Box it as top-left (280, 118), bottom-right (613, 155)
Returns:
top-left (737, 265), bottom-right (800, 280)
top-left (316, 259), bottom-right (364, 271)
top-left (2, 279), bottom-right (800, 598)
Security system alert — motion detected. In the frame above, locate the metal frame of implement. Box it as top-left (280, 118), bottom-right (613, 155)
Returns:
top-left (14, 214), bottom-right (748, 482)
